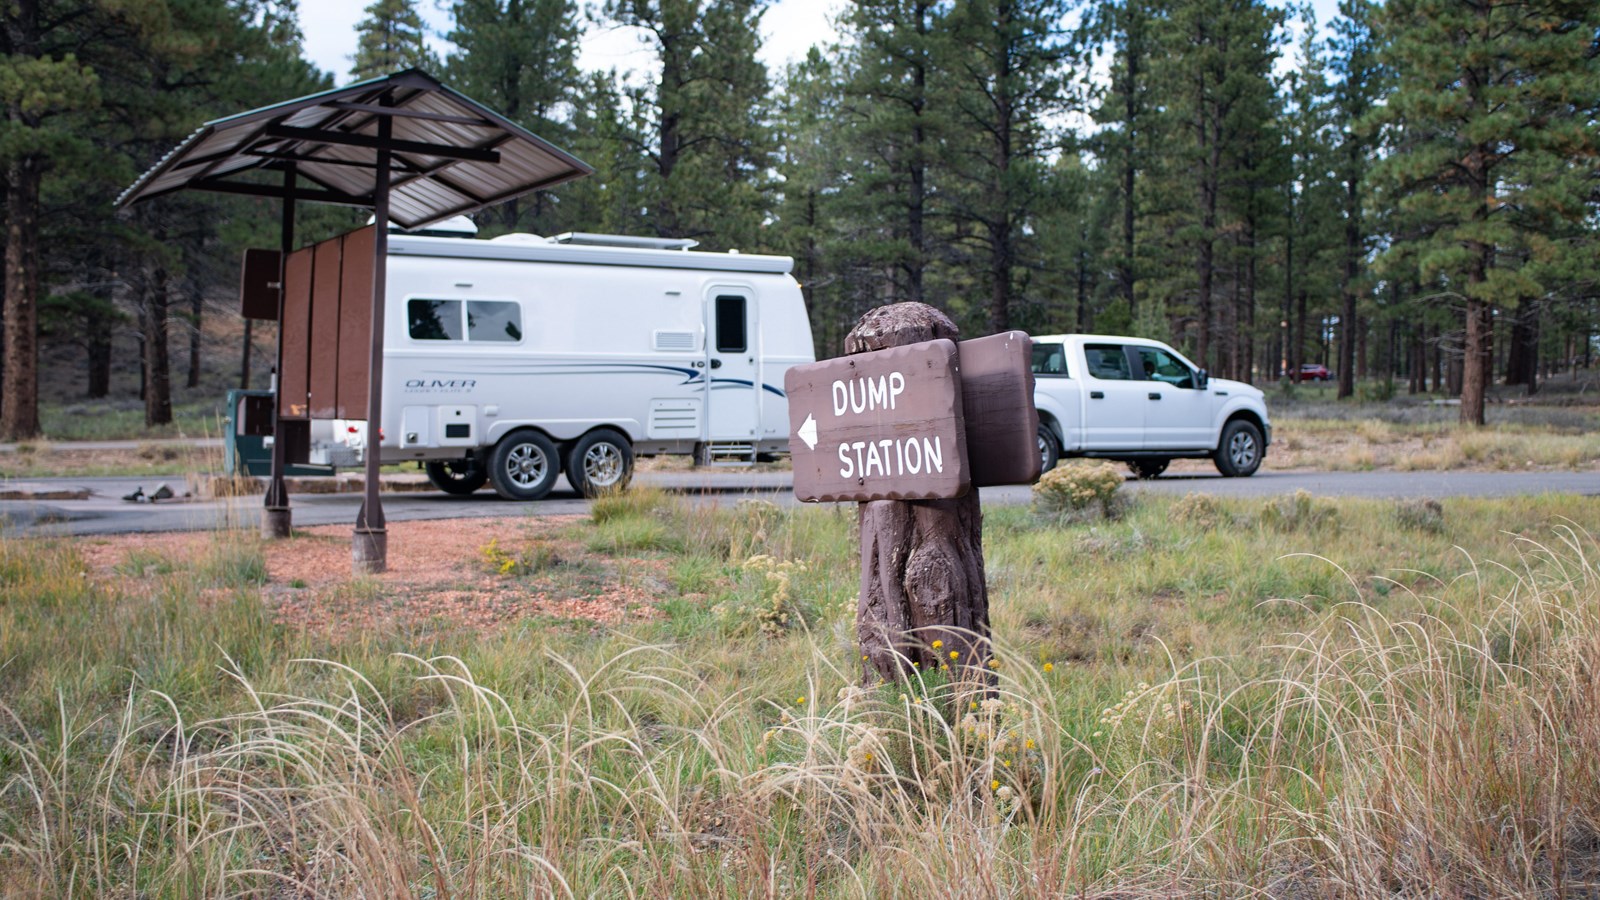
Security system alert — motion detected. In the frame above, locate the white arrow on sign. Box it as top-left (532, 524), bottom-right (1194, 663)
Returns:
top-left (796, 413), bottom-right (819, 451)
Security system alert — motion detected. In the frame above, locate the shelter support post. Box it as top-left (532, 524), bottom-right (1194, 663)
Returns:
top-left (353, 115), bottom-right (390, 574)
top-left (263, 167), bottom-right (296, 539)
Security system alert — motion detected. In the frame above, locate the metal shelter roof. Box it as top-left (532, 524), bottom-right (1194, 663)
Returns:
top-left (116, 68), bottom-right (592, 228)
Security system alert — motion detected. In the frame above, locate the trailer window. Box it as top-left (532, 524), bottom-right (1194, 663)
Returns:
top-left (409, 299), bottom-right (462, 341)
top-left (467, 300), bottom-right (522, 342)
top-left (714, 295), bottom-right (747, 353)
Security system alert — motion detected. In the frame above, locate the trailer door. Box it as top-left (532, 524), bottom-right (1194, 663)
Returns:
top-left (705, 289), bottom-right (760, 441)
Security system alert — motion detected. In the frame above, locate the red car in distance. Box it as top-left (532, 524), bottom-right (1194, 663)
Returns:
top-left (1295, 363), bottom-right (1331, 382)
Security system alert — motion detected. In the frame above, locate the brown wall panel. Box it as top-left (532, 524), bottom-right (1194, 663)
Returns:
top-left (308, 239), bottom-right (344, 419)
top-left (336, 226), bottom-right (376, 419)
top-left (278, 246), bottom-right (314, 419)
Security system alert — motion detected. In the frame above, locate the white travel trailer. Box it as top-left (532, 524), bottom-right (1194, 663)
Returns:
top-left (310, 222), bottom-right (815, 500)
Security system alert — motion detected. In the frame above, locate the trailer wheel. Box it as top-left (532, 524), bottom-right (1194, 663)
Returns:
top-left (489, 430), bottom-right (560, 500)
top-left (425, 458), bottom-right (488, 495)
top-left (566, 429), bottom-right (634, 498)
top-left (1037, 425), bottom-right (1061, 474)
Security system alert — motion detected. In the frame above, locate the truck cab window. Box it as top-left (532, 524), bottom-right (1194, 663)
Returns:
top-left (408, 299), bottom-right (462, 341)
top-left (1084, 344), bottom-right (1132, 380)
top-left (1137, 347), bottom-right (1196, 388)
top-left (467, 300), bottom-right (522, 342)
top-left (1031, 342), bottom-right (1069, 376)
top-left (715, 295), bottom-right (747, 353)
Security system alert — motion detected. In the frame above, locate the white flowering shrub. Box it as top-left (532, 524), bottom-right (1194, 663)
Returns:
top-left (1032, 461), bottom-right (1125, 521)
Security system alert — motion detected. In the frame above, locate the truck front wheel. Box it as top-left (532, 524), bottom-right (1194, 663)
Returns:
top-left (425, 458), bottom-right (488, 495)
top-left (1037, 425), bottom-right (1061, 473)
top-left (1213, 420), bottom-right (1264, 477)
top-left (489, 430), bottom-right (561, 500)
top-left (566, 429), bottom-right (634, 498)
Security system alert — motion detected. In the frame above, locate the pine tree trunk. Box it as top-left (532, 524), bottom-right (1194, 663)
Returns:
top-left (1292, 288), bottom-right (1306, 381)
top-left (1505, 301), bottom-right (1539, 395)
top-left (187, 280), bottom-right (202, 389)
top-left (989, 217), bottom-right (1013, 332)
top-left (2, 155), bottom-right (42, 440)
top-left (1244, 211), bottom-right (1257, 383)
top-left (1338, 170), bottom-right (1359, 399)
top-left (86, 318), bottom-right (112, 398)
top-left (1460, 290), bottom-right (1491, 426)
top-left (906, 0), bottom-right (930, 307)
top-left (849, 303), bottom-right (990, 684)
top-left (1120, 25), bottom-right (1139, 325)
top-left (1195, 72), bottom-right (1216, 371)
top-left (1440, 323), bottom-right (1452, 390)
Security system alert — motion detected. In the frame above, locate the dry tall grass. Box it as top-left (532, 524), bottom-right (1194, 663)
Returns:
top-left (3, 503), bottom-right (1598, 896)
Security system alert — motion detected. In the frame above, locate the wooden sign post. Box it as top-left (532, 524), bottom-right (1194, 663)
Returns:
top-left (787, 302), bottom-right (1036, 684)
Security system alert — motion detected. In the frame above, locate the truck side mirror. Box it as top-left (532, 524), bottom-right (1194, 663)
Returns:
top-left (1196, 368), bottom-right (1209, 389)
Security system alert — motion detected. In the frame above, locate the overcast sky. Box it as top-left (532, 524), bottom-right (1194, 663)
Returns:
top-left (300, 0), bottom-right (848, 85)
top-left (301, 1), bottom-right (1342, 88)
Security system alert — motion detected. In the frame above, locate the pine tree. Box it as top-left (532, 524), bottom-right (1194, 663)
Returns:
top-left (443, 0), bottom-right (581, 234)
top-left (602, 0), bottom-right (777, 249)
top-left (833, 0), bottom-right (949, 310)
top-left (0, 0), bottom-right (109, 439)
top-left (941, 0), bottom-right (1076, 333)
top-left (1275, 14), bottom-right (1341, 383)
top-left (1089, 0), bottom-right (1159, 328)
top-left (351, 0), bottom-right (435, 81)
top-left (772, 49), bottom-right (853, 355)
top-left (1369, 0), bottom-right (1600, 425)
top-left (1147, 0), bottom-right (1282, 374)
top-left (1327, 0), bottom-right (1382, 398)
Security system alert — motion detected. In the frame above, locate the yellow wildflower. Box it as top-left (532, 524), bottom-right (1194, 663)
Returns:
top-left (932, 640), bottom-right (943, 649)
top-left (1043, 662), bottom-right (1054, 672)
top-left (949, 650), bottom-right (960, 660)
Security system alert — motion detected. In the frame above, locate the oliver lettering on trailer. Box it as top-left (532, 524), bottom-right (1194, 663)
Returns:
top-left (403, 378), bottom-right (478, 393)
top-left (785, 339), bottom-right (969, 503)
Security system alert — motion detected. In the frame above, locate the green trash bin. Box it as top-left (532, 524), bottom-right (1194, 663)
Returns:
top-left (223, 389), bottom-right (334, 477)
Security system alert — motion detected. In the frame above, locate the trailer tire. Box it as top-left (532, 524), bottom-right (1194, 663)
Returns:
top-left (1213, 420), bottom-right (1264, 477)
top-left (1037, 425), bottom-right (1061, 474)
top-left (489, 430), bottom-right (560, 500)
top-left (566, 429), bottom-right (633, 498)
top-left (425, 458), bottom-right (488, 495)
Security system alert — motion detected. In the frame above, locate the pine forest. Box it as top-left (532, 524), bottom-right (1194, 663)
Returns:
top-left (1, 0), bottom-right (1597, 440)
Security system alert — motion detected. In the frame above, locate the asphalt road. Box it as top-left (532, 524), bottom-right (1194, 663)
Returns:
top-left (2, 468), bottom-right (1596, 537)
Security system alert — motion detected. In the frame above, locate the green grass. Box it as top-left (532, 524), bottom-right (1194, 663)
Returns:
top-left (2, 491), bottom-right (1599, 896)
top-left (37, 396), bottom-right (225, 442)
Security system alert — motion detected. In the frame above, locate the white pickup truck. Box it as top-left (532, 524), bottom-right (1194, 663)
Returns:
top-left (1031, 333), bottom-right (1271, 478)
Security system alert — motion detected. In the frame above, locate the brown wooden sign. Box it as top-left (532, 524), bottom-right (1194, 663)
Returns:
top-left (958, 331), bottom-right (1041, 487)
top-left (239, 248), bottom-right (282, 320)
top-left (786, 338), bottom-right (970, 502)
